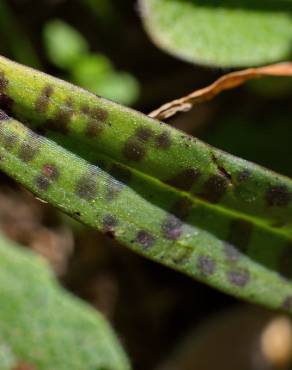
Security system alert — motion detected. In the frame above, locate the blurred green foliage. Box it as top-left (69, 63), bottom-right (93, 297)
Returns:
top-left (44, 20), bottom-right (89, 69)
top-left (43, 19), bottom-right (140, 105)
top-left (141, 0), bottom-right (292, 67)
top-left (0, 233), bottom-right (130, 370)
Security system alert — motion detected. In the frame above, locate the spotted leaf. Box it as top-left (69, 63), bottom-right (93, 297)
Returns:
top-left (0, 56), bottom-right (292, 314)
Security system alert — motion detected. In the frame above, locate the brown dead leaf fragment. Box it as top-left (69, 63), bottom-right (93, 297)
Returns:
top-left (149, 62), bottom-right (292, 120)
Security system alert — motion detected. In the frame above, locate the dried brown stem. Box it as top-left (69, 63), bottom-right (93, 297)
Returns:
top-left (149, 63), bottom-right (292, 120)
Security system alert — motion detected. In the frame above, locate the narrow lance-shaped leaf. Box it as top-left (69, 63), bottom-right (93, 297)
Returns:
top-left (0, 56), bottom-right (292, 312)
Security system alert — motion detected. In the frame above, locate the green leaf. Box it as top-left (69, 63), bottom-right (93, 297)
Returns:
top-left (43, 18), bottom-right (140, 105)
top-left (140, 0), bottom-right (292, 67)
top-left (0, 233), bottom-right (130, 370)
top-left (0, 55), bottom-right (292, 314)
top-left (43, 20), bottom-right (89, 68)
top-left (71, 54), bottom-right (140, 105)
top-left (71, 54), bottom-right (113, 85)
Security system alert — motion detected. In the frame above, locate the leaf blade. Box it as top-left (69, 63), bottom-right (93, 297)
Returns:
top-left (0, 111), bottom-right (291, 315)
top-left (0, 55), bottom-right (292, 228)
top-left (140, 0), bottom-right (292, 67)
top-left (0, 56), bottom-right (292, 313)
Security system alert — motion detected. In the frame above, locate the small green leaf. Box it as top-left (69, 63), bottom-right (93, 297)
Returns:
top-left (44, 20), bottom-right (89, 68)
top-left (43, 19), bottom-right (140, 105)
top-left (0, 233), bottom-right (130, 370)
top-left (71, 54), bottom-right (113, 85)
top-left (140, 0), bottom-right (292, 67)
top-left (71, 54), bottom-right (140, 105)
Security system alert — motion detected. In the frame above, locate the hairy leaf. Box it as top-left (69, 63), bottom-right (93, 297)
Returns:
top-left (0, 233), bottom-right (130, 370)
top-left (140, 0), bottom-right (292, 67)
top-left (0, 56), bottom-right (292, 313)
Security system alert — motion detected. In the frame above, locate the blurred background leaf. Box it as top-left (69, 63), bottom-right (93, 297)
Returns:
top-left (43, 19), bottom-right (89, 69)
top-left (43, 19), bottom-right (140, 105)
top-left (0, 232), bottom-right (130, 370)
top-left (140, 0), bottom-right (292, 67)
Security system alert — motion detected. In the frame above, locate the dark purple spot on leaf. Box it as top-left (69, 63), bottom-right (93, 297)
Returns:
top-left (91, 107), bottom-right (108, 121)
top-left (75, 171), bottom-right (98, 201)
top-left (167, 168), bottom-right (201, 191)
top-left (237, 169), bottom-right (251, 182)
top-left (1, 132), bottom-right (19, 151)
top-left (35, 85), bottom-right (54, 113)
top-left (103, 214), bottom-right (118, 231)
top-left (35, 175), bottom-right (50, 191)
top-left (45, 98), bottom-right (74, 134)
top-left (123, 137), bottom-right (146, 161)
top-left (0, 109), bottom-right (9, 121)
top-left (197, 255), bottom-right (216, 276)
top-left (42, 163), bottom-right (59, 180)
top-left (161, 215), bottom-right (182, 240)
top-left (266, 185), bottom-right (290, 207)
top-left (156, 131), bottom-right (171, 149)
top-left (81, 105), bottom-right (108, 122)
top-left (201, 175), bottom-right (228, 203)
top-left (227, 269), bottom-right (250, 287)
top-left (107, 178), bottom-right (123, 201)
top-left (136, 127), bottom-right (153, 142)
top-left (18, 133), bottom-right (41, 162)
top-left (81, 105), bottom-right (108, 123)
top-left (0, 72), bottom-right (8, 92)
top-left (103, 214), bottom-right (118, 238)
top-left (135, 230), bottom-right (155, 250)
top-left (85, 120), bottom-right (104, 138)
top-left (35, 164), bottom-right (59, 191)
